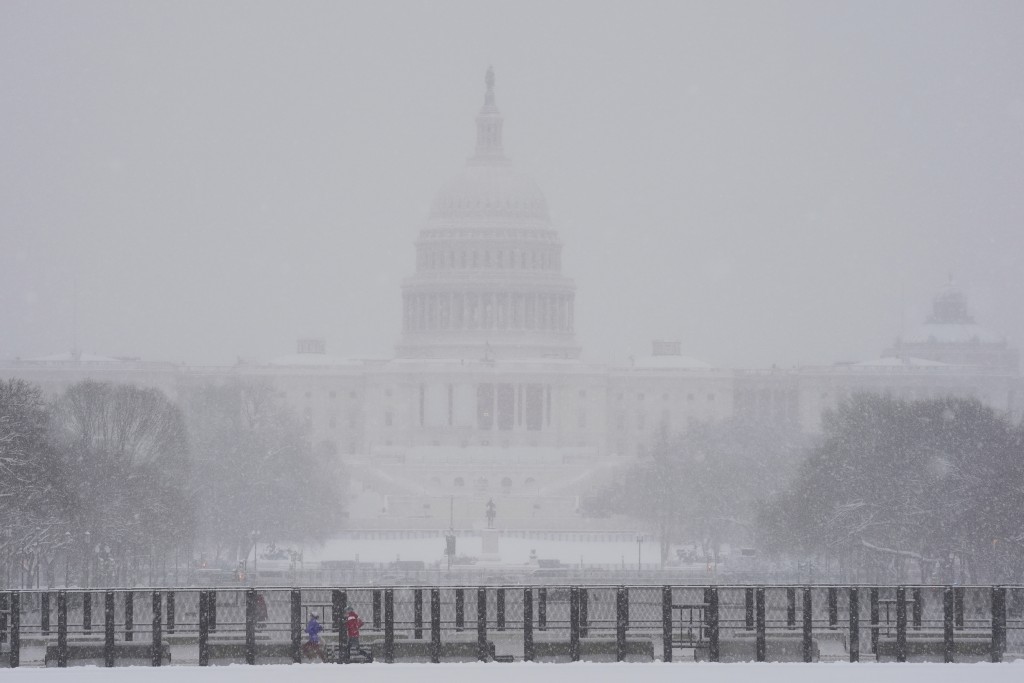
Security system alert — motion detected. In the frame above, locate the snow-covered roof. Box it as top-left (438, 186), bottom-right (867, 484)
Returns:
top-left (268, 354), bottom-right (363, 368)
top-left (631, 355), bottom-right (712, 370)
top-left (855, 356), bottom-right (949, 368)
top-left (25, 351), bottom-right (124, 363)
top-left (901, 323), bottom-right (1003, 345)
top-left (384, 357), bottom-right (585, 371)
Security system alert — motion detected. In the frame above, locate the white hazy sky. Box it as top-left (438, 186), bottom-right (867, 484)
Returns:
top-left (2, 0), bottom-right (1023, 368)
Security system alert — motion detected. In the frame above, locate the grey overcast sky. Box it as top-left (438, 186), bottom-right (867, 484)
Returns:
top-left (2, 0), bottom-right (1023, 368)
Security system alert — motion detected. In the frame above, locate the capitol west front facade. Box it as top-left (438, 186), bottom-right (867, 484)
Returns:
top-left (5, 71), bottom-right (1021, 530)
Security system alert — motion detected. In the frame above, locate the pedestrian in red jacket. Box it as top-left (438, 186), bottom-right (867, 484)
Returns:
top-left (345, 608), bottom-right (373, 661)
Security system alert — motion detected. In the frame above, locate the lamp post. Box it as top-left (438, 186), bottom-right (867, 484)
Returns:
top-left (1, 527), bottom-right (12, 588)
top-left (30, 541), bottom-right (39, 589)
top-left (250, 530), bottom-right (260, 582)
top-left (637, 534), bottom-right (643, 572)
top-left (64, 532), bottom-right (72, 587)
top-left (83, 530), bottom-right (91, 588)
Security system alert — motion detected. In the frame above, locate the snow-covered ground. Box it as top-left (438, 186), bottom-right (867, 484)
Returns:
top-left (306, 535), bottom-right (676, 568)
top-left (1, 662), bottom-right (1022, 682)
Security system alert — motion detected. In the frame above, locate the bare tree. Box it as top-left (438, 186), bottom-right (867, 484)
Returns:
top-left (0, 379), bottom-right (66, 587)
top-left (181, 381), bottom-right (343, 565)
top-left (49, 380), bottom-right (192, 586)
top-left (761, 395), bottom-right (1024, 583)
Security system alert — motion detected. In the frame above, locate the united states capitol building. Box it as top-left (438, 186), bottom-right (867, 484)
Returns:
top-left (5, 71), bottom-right (1021, 530)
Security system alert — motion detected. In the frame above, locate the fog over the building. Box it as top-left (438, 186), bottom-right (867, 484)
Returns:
top-left (2, 0), bottom-right (1023, 369)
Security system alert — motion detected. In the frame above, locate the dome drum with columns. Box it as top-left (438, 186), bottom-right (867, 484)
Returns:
top-left (397, 68), bottom-right (580, 361)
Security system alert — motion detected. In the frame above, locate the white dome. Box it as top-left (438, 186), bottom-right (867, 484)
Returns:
top-left (428, 163), bottom-right (549, 224)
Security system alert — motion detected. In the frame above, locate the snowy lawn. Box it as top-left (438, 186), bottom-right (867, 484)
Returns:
top-left (1, 662), bottom-right (1022, 682)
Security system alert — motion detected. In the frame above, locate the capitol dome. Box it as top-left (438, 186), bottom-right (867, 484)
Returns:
top-left (428, 164), bottom-right (550, 225)
top-left (396, 68), bottom-right (580, 361)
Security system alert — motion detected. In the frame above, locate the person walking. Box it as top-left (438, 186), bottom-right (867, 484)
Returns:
top-left (345, 607), bottom-right (373, 662)
top-left (303, 612), bottom-right (328, 662)
top-left (255, 593), bottom-right (268, 630)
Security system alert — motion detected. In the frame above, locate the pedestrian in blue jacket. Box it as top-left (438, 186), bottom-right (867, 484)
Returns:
top-left (303, 613), bottom-right (328, 662)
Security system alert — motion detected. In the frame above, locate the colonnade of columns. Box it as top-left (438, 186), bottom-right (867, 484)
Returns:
top-left (403, 291), bottom-right (574, 333)
top-left (417, 245), bottom-right (560, 272)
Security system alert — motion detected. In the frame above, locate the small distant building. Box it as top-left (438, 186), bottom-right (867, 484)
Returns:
top-left (884, 279), bottom-right (1019, 371)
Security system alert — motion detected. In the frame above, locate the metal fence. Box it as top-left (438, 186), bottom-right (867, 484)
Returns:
top-left (0, 585), bottom-right (1021, 667)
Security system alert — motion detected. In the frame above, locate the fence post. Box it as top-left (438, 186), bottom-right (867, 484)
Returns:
top-left (991, 586), bottom-right (1006, 663)
top-left (580, 587), bottom-right (589, 638)
top-left (802, 586), bottom-right (813, 662)
top-left (786, 587), bottom-right (796, 629)
top-left (414, 588), bottom-right (423, 639)
top-left (828, 587), bottom-right (838, 630)
top-left (870, 587), bottom-right (879, 656)
top-left (896, 586), bottom-right (907, 662)
top-left (429, 588), bottom-right (441, 664)
top-left (245, 588), bottom-right (257, 665)
top-left (662, 585), bottom-right (672, 663)
top-left (849, 587), bottom-right (859, 663)
top-left (291, 589), bottom-right (302, 663)
top-left (455, 588), bottom-right (465, 631)
top-left (496, 587), bottom-right (506, 632)
top-left (8, 592), bottom-right (19, 669)
top-left (42, 592), bottom-right (50, 636)
top-left (83, 590), bottom-right (92, 631)
top-left (166, 591), bottom-right (175, 635)
top-left (755, 587), bottom-right (766, 662)
top-left (338, 589), bottom-right (349, 664)
top-left (538, 587), bottom-right (547, 631)
top-left (708, 586), bottom-right (720, 663)
top-left (912, 587), bottom-right (922, 630)
top-left (331, 588), bottom-right (342, 638)
top-left (0, 592), bottom-right (6, 645)
top-left (198, 590), bottom-right (209, 666)
top-left (476, 587), bottom-right (488, 662)
top-left (384, 588), bottom-right (395, 663)
top-left (523, 588), bottom-right (534, 662)
top-left (57, 590), bottom-right (68, 668)
top-left (615, 585), bottom-right (627, 662)
top-left (943, 586), bottom-right (954, 663)
top-left (570, 586), bottom-right (581, 662)
top-left (745, 587), bottom-right (754, 630)
top-left (152, 591), bottom-right (162, 667)
top-left (209, 590), bottom-right (217, 633)
top-left (372, 589), bottom-right (382, 630)
top-left (104, 590), bottom-right (115, 667)
top-left (954, 586), bottom-right (964, 629)
top-left (124, 591), bottom-right (134, 642)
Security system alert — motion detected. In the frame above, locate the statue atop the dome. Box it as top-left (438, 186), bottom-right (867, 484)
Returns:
top-left (484, 66), bottom-right (495, 105)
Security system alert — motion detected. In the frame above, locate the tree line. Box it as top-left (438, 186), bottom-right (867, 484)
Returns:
top-left (759, 394), bottom-right (1024, 584)
top-left (0, 378), bottom-right (342, 588)
top-left (586, 395), bottom-right (1024, 583)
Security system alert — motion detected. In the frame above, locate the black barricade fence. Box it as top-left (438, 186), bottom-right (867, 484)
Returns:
top-left (0, 585), bottom-right (1020, 667)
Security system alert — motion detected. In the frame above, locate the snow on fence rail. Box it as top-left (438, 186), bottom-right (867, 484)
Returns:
top-left (0, 585), bottom-right (1021, 668)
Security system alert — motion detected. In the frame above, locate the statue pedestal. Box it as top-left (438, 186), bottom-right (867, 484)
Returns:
top-left (479, 529), bottom-right (500, 562)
